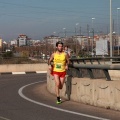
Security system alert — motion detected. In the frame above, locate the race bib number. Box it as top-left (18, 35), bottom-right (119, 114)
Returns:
top-left (56, 63), bottom-right (62, 70)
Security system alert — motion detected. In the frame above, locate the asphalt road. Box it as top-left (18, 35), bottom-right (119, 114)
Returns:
top-left (0, 73), bottom-right (120, 120)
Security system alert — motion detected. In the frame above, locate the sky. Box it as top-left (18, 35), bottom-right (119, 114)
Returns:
top-left (0, 0), bottom-right (120, 41)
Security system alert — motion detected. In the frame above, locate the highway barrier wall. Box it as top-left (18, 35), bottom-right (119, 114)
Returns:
top-left (47, 70), bottom-right (120, 111)
top-left (0, 63), bottom-right (48, 73)
top-left (0, 63), bottom-right (119, 81)
top-left (109, 70), bottom-right (120, 80)
top-left (0, 63), bottom-right (120, 111)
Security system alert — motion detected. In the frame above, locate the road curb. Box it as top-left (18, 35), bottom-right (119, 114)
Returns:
top-left (0, 71), bottom-right (47, 75)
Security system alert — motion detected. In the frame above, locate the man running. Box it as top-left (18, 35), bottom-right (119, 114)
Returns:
top-left (64, 45), bottom-right (71, 58)
top-left (48, 41), bottom-right (70, 104)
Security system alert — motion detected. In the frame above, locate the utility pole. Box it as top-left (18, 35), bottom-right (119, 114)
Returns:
top-left (110, 0), bottom-right (113, 58)
top-left (75, 23), bottom-right (79, 56)
top-left (87, 24), bottom-right (89, 37)
top-left (107, 26), bottom-right (108, 35)
top-left (117, 8), bottom-right (120, 55)
top-left (113, 19), bottom-right (114, 32)
top-left (92, 28), bottom-right (94, 57)
top-left (112, 19), bottom-right (115, 56)
top-left (79, 26), bottom-right (81, 36)
top-left (91, 18), bottom-right (95, 57)
top-left (87, 24), bottom-right (89, 53)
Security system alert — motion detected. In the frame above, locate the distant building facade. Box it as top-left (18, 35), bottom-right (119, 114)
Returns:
top-left (17, 34), bottom-right (30, 47)
top-left (0, 38), bottom-right (2, 48)
top-left (44, 35), bottom-right (61, 48)
top-left (10, 39), bottom-right (17, 46)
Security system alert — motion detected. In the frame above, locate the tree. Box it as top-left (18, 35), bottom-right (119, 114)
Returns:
top-left (2, 51), bottom-right (13, 58)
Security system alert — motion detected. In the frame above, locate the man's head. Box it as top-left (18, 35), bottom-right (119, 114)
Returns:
top-left (56, 41), bottom-right (63, 52)
top-left (64, 45), bottom-right (68, 51)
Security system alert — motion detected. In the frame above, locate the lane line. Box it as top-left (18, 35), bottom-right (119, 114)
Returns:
top-left (12, 72), bottom-right (26, 74)
top-left (36, 71), bottom-right (47, 73)
top-left (0, 116), bottom-right (11, 120)
top-left (18, 81), bottom-right (110, 120)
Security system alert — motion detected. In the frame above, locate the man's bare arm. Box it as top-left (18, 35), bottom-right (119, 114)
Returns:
top-left (65, 53), bottom-right (70, 65)
top-left (48, 53), bottom-right (54, 65)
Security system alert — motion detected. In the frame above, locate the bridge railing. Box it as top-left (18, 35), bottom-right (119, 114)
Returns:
top-left (68, 57), bottom-right (120, 81)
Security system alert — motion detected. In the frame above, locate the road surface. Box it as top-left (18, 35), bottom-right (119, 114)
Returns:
top-left (0, 73), bottom-right (120, 120)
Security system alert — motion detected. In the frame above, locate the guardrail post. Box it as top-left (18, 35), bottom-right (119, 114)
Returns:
top-left (87, 69), bottom-right (94, 79)
top-left (82, 60), bottom-right (86, 64)
top-left (97, 59), bottom-right (101, 64)
top-left (90, 60), bottom-right (93, 64)
top-left (75, 68), bottom-right (82, 78)
top-left (103, 69), bottom-right (111, 81)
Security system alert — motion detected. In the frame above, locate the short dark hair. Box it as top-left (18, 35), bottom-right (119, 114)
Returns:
top-left (64, 45), bottom-right (68, 48)
top-left (56, 41), bottom-right (63, 47)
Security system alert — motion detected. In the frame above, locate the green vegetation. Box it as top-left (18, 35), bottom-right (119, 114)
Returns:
top-left (2, 51), bottom-right (13, 58)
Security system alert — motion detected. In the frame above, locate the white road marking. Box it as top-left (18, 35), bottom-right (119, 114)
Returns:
top-left (12, 72), bottom-right (26, 74)
top-left (36, 71), bottom-right (47, 73)
top-left (0, 116), bottom-right (10, 120)
top-left (18, 81), bottom-right (110, 120)
top-left (12, 71), bottom-right (47, 74)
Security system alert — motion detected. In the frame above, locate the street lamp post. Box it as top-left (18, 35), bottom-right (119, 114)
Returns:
top-left (63, 28), bottom-right (66, 38)
top-left (92, 18), bottom-right (95, 29)
top-left (117, 8), bottom-right (120, 55)
top-left (53, 32), bottom-right (56, 36)
top-left (91, 18), bottom-right (95, 57)
top-left (110, 0), bottom-right (113, 59)
top-left (75, 23), bottom-right (79, 35)
top-left (75, 23), bottom-right (79, 55)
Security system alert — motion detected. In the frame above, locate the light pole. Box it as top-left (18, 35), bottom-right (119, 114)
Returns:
top-left (92, 18), bottom-right (95, 29)
top-left (53, 32), bottom-right (56, 36)
top-left (110, 0), bottom-right (112, 59)
top-left (75, 23), bottom-right (79, 55)
top-left (117, 8), bottom-right (120, 55)
top-left (63, 28), bottom-right (66, 37)
top-left (75, 23), bottom-right (79, 35)
top-left (91, 18), bottom-right (95, 57)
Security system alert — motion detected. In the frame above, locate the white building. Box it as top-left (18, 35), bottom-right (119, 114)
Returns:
top-left (17, 34), bottom-right (28, 47)
top-left (30, 39), bottom-right (41, 46)
top-left (96, 39), bottom-right (108, 55)
top-left (44, 35), bottom-right (61, 48)
top-left (0, 38), bottom-right (2, 48)
top-left (10, 39), bottom-right (17, 46)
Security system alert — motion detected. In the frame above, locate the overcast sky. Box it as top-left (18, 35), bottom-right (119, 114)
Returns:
top-left (0, 0), bottom-right (120, 41)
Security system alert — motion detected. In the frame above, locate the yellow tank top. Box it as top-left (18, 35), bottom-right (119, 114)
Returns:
top-left (53, 52), bottom-right (66, 72)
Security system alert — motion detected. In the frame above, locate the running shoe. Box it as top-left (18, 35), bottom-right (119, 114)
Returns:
top-left (56, 97), bottom-right (62, 104)
top-left (56, 100), bottom-right (62, 104)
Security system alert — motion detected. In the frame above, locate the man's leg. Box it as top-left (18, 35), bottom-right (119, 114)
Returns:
top-left (59, 72), bottom-right (66, 89)
top-left (54, 74), bottom-right (60, 97)
top-left (59, 77), bottom-right (65, 89)
top-left (54, 74), bottom-right (62, 104)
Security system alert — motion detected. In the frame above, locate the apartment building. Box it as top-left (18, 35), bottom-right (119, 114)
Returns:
top-left (17, 34), bottom-right (29, 47)
top-left (44, 35), bottom-right (61, 48)
top-left (0, 38), bottom-right (2, 48)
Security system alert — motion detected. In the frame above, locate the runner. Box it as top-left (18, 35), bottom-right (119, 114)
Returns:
top-left (64, 45), bottom-right (71, 58)
top-left (48, 41), bottom-right (70, 104)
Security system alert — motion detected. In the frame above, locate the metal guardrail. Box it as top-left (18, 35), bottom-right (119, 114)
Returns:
top-left (68, 57), bottom-right (120, 81)
top-left (69, 57), bottom-right (120, 64)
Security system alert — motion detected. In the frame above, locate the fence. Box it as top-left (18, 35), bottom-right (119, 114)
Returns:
top-left (68, 57), bottom-right (120, 81)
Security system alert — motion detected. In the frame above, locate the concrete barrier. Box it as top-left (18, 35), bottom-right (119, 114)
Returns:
top-left (47, 70), bottom-right (120, 111)
top-left (1, 63), bottom-right (120, 111)
top-left (109, 70), bottom-right (120, 80)
top-left (0, 63), bottom-right (48, 73)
